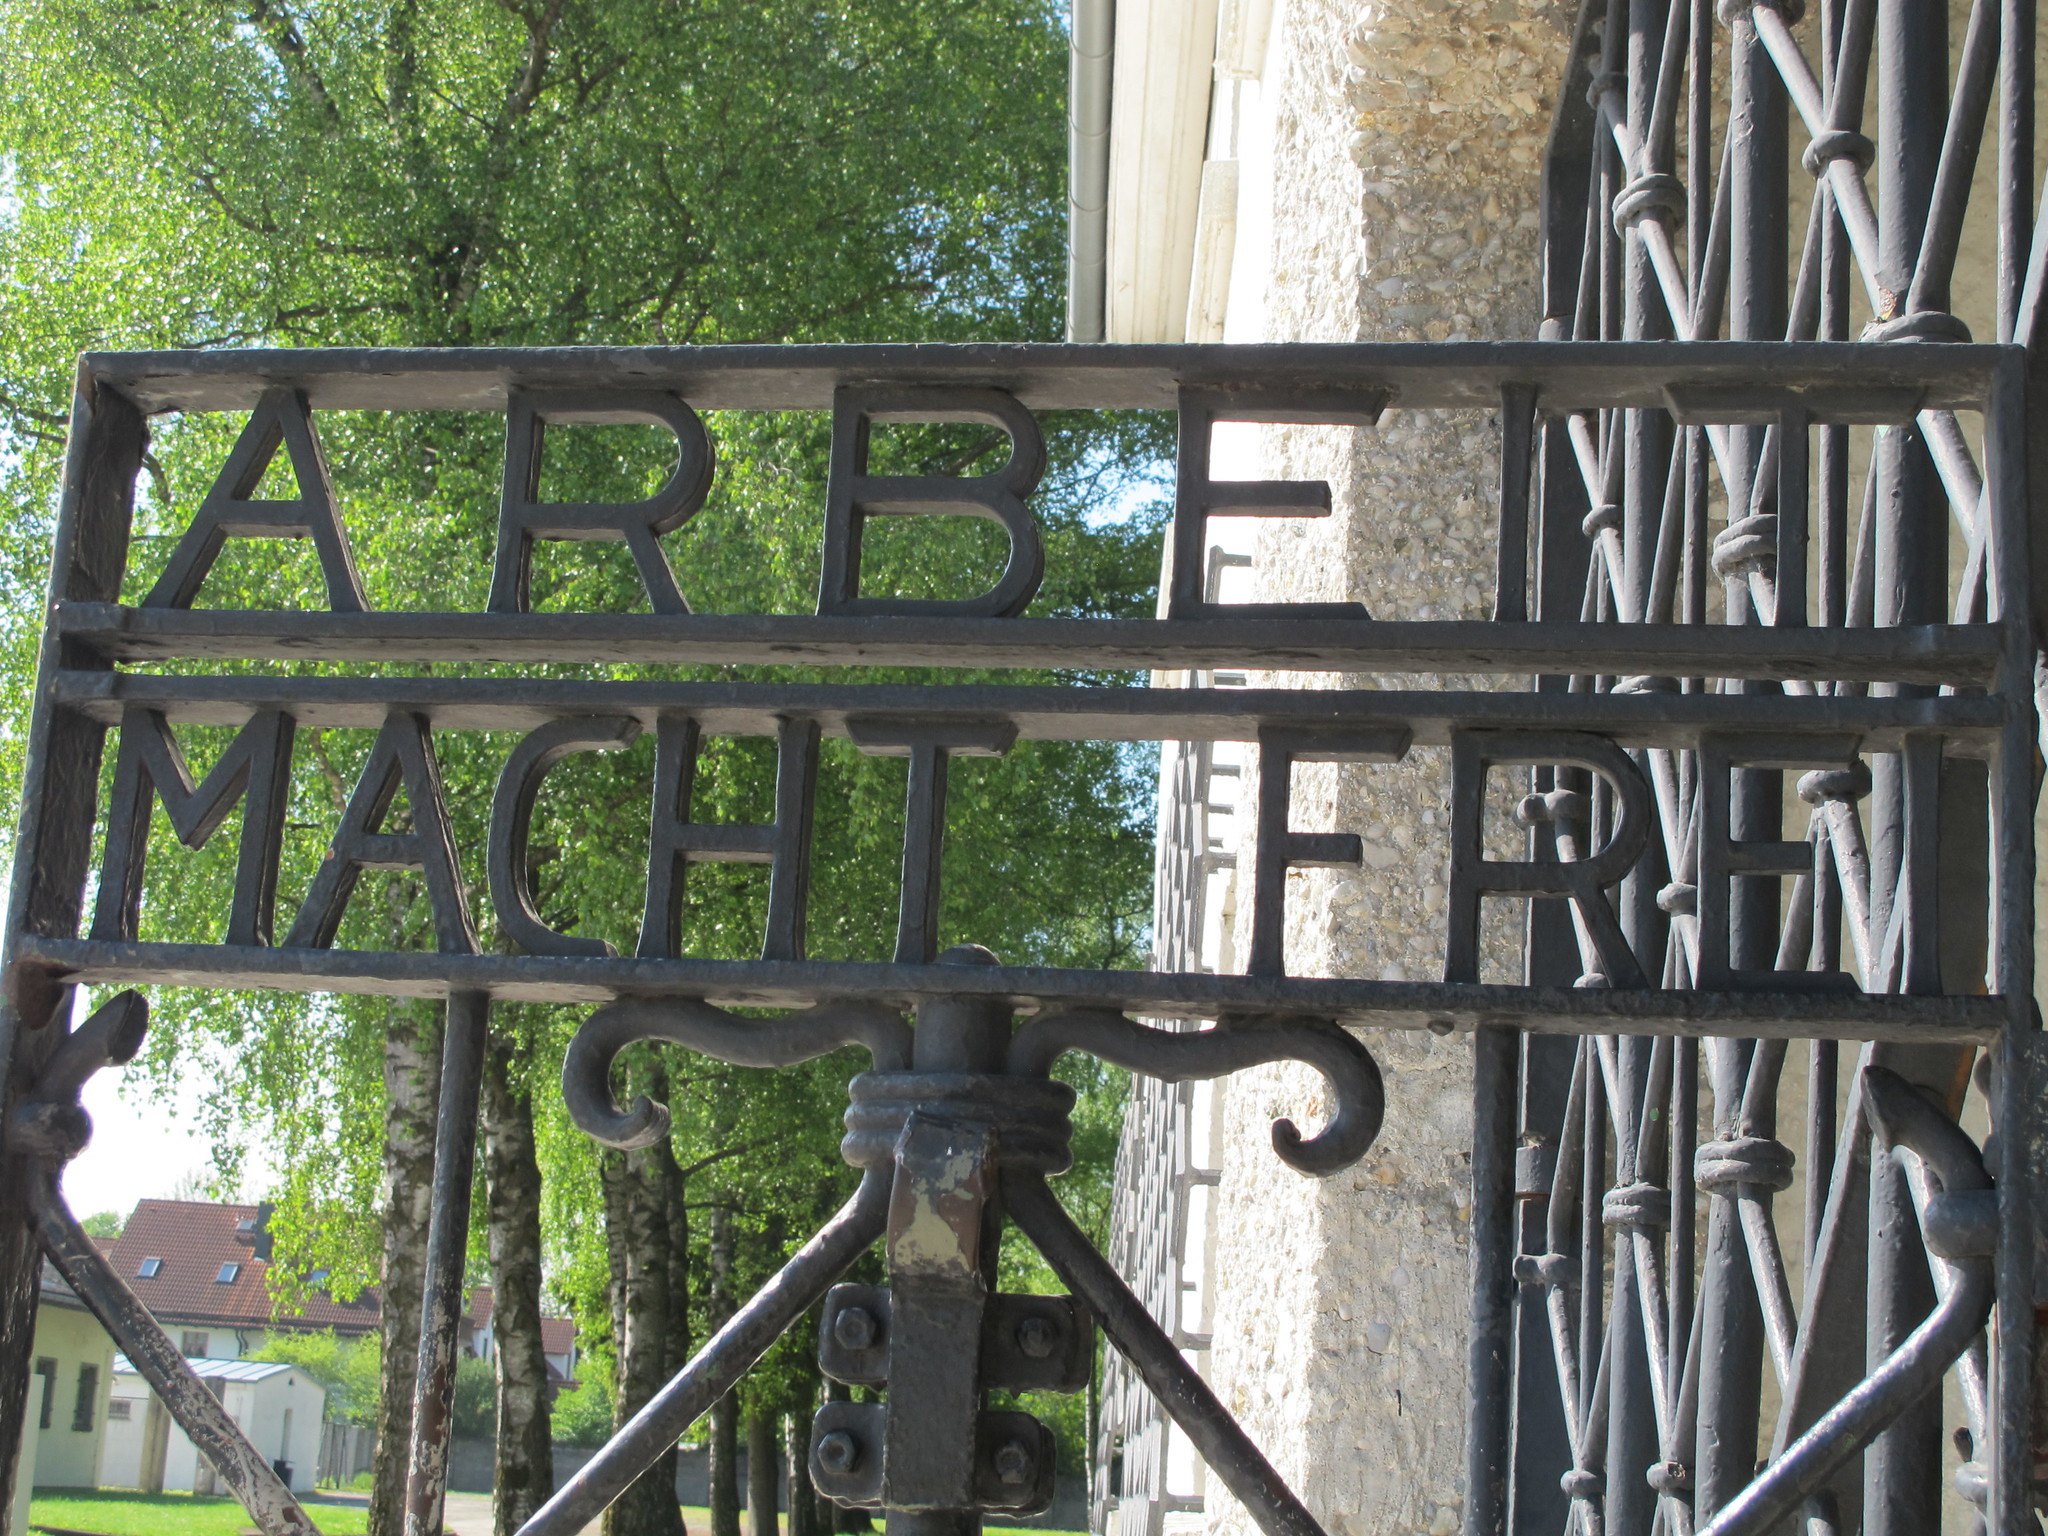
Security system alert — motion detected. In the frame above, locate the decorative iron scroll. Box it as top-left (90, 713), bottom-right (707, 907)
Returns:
top-left (0, 336), bottom-right (2032, 1536)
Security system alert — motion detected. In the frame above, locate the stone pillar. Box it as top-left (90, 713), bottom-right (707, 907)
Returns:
top-left (1196, 4), bottom-right (1572, 1535)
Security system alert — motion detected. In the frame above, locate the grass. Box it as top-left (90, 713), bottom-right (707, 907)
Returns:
top-left (31, 1489), bottom-right (1079, 1536)
top-left (29, 1488), bottom-right (370, 1536)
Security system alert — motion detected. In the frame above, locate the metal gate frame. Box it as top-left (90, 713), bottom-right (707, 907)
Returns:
top-left (0, 337), bottom-right (2028, 1536)
top-left (0, 9), bottom-right (2044, 1528)
top-left (1096, 1), bottom-right (2048, 1534)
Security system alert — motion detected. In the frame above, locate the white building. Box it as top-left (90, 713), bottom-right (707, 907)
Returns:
top-left (99, 1354), bottom-right (324, 1497)
top-left (8, 1263), bottom-right (118, 1535)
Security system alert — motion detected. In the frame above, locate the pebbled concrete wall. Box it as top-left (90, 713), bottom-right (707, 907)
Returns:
top-left (1196, 4), bottom-right (1572, 1535)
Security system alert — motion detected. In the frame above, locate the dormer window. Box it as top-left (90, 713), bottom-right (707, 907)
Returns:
top-left (215, 1262), bottom-right (240, 1284)
top-left (137, 1258), bottom-right (162, 1279)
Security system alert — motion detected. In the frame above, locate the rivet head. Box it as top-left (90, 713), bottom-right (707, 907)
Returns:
top-left (833, 1306), bottom-right (879, 1351)
top-left (993, 1438), bottom-right (1034, 1486)
top-left (817, 1430), bottom-right (861, 1474)
top-left (1015, 1315), bottom-right (1057, 1359)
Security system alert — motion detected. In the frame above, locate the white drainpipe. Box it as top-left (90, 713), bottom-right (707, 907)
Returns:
top-left (1066, 0), bottom-right (1114, 342)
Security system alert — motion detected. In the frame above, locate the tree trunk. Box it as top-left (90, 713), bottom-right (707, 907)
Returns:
top-left (482, 1033), bottom-right (554, 1536)
top-left (707, 1205), bottom-right (741, 1536)
top-left (783, 1415), bottom-right (810, 1536)
top-left (369, 1002), bottom-right (442, 1536)
top-left (747, 1406), bottom-right (780, 1536)
top-left (601, 1061), bottom-right (687, 1536)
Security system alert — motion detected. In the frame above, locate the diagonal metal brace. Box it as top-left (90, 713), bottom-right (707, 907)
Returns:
top-left (9, 991), bottom-right (319, 1536)
top-left (1002, 1168), bottom-right (1333, 1536)
top-left (516, 1166), bottom-right (892, 1536)
top-left (30, 1171), bottom-right (320, 1536)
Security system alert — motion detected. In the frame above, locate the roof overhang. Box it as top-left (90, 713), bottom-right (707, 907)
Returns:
top-left (1065, 0), bottom-right (1221, 342)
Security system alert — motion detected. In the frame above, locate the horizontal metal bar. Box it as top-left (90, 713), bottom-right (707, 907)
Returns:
top-left (54, 672), bottom-right (2007, 750)
top-left (13, 934), bottom-right (2005, 1041)
top-left (54, 603), bottom-right (2008, 685)
top-left (82, 341), bottom-right (2001, 415)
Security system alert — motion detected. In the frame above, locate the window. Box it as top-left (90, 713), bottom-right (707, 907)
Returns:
top-left (181, 1331), bottom-right (210, 1356)
top-left (137, 1257), bottom-right (162, 1279)
top-left (33, 1358), bottom-right (55, 1430)
top-left (215, 1262), bottom-right (240, 1284)
top-left (108, 1398), bottom-right (131, 1421)
top-left (72, 1363), bottom-right (97, 1432)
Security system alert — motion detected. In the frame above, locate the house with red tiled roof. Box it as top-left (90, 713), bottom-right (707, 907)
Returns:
top-left (62, 1198), bottom-right (580, 1495)
top-left (104, 1200), bottom-right (381, 1360)
top-left (102, 1198), bottom-right (579, 1379)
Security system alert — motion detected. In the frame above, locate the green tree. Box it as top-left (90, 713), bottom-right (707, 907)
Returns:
top-left (0, 4), bottom-right (1162, 1534)
top-left (550, 1358), bottom-right (615, 1449)
top-left (248, 1331), bottom-right (383, 1427)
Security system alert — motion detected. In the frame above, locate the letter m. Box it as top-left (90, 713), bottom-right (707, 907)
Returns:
top-left (91, 708), bottom-right (296, 947)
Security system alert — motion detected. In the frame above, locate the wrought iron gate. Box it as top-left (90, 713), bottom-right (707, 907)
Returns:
top-left (0, 7), bottom-right (2044, 1536)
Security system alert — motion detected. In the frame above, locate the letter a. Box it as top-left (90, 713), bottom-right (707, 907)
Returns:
top-left (143, 389), bottom-right (367, 611)
top-left (285, 712), bottom-right (476, 953)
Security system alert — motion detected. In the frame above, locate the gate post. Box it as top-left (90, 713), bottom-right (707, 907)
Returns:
top-left (0, 371), bottom-right (144, 1526)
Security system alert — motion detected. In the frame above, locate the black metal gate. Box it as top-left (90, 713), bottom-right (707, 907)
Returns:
top-left (0, 2), bottom-right (2044, 1534)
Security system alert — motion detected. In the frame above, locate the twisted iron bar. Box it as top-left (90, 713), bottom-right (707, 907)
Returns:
top-left (1700, 1066), bottom-right (1996, 1536)
top-left (1493, 0), bottom-right (2033, 1528)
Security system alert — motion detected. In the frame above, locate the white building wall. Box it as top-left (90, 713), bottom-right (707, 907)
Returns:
top-left (28, 1303), bottom-right (115, 1492)
top-left (97, 1379), bottom-right (148, 1491)
top-left (10, 1407), bottom-right (38, 1536)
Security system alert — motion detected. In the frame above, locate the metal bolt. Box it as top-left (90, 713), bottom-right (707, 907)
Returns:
top-left (1015, 1315), bottom-right (1057, 1359)
top-left (993, 1438), bottom-right (1034, 1487)
top-left (833, 1306), bottom-right (878, 1351)
top-left (817, 1430), bottom-right (861, 1475)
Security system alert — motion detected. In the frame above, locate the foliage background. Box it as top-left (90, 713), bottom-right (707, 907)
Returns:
top-left (0, 0), bottom-right (1167, 1493)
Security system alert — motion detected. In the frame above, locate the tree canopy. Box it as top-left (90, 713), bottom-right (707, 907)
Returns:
top-left (0, 0), bottom-right (1163, 1513)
